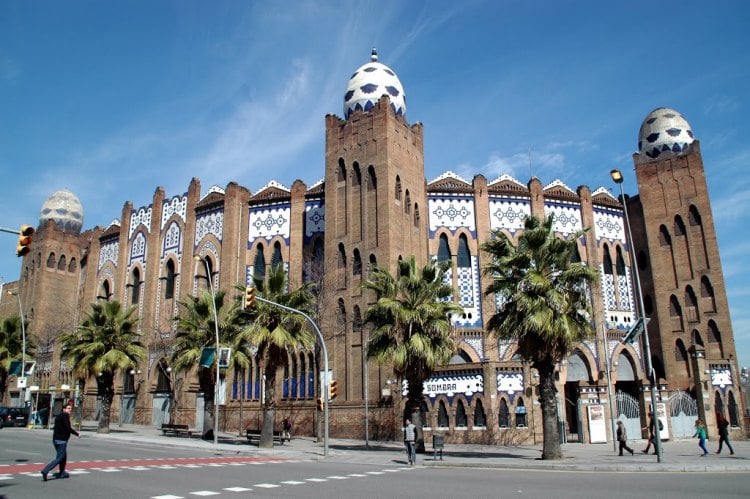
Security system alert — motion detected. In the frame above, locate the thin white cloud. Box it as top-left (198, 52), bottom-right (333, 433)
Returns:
top-left (703, 94), bottom-right (740, 115)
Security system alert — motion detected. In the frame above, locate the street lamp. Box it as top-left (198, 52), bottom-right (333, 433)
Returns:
top-left (194, 255), bottom-right (221, 446)
top-left (610, 168), bottom-right (663, 463)
top-left (8, 291), bottom-right (27, 415)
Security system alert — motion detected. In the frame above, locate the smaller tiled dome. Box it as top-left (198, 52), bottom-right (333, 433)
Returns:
top-left (638, 107), bottom-right (695, 159)
top-left (40, 189), bottom-right (84, 234)
top-left (343, 48), bottom-right (406, 119)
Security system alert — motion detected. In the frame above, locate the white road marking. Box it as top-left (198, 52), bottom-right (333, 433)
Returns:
top-left (254, 483), bottom-right (280, 488)
top-left (189, 492), bottom-right (220, 497)
top-left (326, 475), bottom-right (348, 479)
top-left (281, 480), bottom-right (306, 485)
top-left (305, 478), bottom-right (328, 482)
top-left (224, 487), bottom-right (253, 492)
top-left (151, 495), bottom-right (183, 499)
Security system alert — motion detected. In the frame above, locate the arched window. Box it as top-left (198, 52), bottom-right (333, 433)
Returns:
top-left (101, 280), bottom-right (111, 301)
top-left (352, 162), bottom-right (361, 187)
top-left (688, 205), bottom-right (702, 226)
top-left (123, 369), bottom-right (136, 394)
top-left (437, 400), bottom-right (449, 428)
top-left (602, 245), bottom-right (613, 275)
top-left (253, 244), bottom-right (265, 281)
top-left (515, 399), bottom-right (527, 427)
top-left (414, 203), bottom-right (420, 228)
top-left (691, 329), bottom-right (704, 346)
top-left (272, 242), bottom-right (283, 270)
top-left (457, 234), bottom-right (471, 268)
top-left (337, 158), bottom-right (346, 182)
top-left (674, 215), bottom-right (686, 236)
top-left (367, 165), bottom-right (377, 191)
top-left (353, 249), bottom-right (362, 276)
top-left (337, 298), bottom-right (347, 332)
top-left (685, 286), bottom-right (699, 322)
top-left (637, 250), bottom-right (649, 271)
top-left (669, 295), bottom-right (682, 317)
top-left (395, 176), bottom-right (402, 201)
top-left (701, 276), bottom-right (716, 312)
top-left (68, 258), bottom-right (77, 273)
top-left (165, 259), bottom-right (176, 299)
top-left (130, 268), bottom-right (141, 305)
top-left (456, 400), bottom-right (468, 427)
top-left (338, 243), bottom-right (347, 269)
top-left (473, 399), bottom-right (486, 428)
top-left (352, 306), bottom-right (362, 332)
top-left (571, 244), bottom-right (582, 263)
top-left (498, 399), bottom-right (510, 428)
top-left (57, 255), bottom-right (67, 271)
top-left (47, 252), bottom-right (56, 268)
top-left (714, 392), bottom-right (724, 416)
top-left (156, 360), bottom-right (171, 392)
top-left (438, 234), bottom-right (451, 263)
top-left (728, 392), bottom-right (739, 427)
top-left (659, 225), bottom-right (672, 247)
top-left (707, 320), bottom-right (721, 344)
top-left (615, 246), bottom-right (626, 275)
top-left (405, 190), bottom-right (411, 215)
top-left (675, 339), bottom-right (688, 361)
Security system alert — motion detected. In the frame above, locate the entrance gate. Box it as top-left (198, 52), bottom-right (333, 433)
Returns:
top-left (669, 390), bottom-right (698, 438)
top-left (616, 391), bottom-right (641, 440)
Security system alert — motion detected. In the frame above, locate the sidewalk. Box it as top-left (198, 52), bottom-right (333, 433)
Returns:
top-left (75, 422), bottom-right (750, 473)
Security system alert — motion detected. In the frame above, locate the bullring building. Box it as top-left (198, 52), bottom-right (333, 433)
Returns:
top-left (0, 49), bottom-right (743, 445)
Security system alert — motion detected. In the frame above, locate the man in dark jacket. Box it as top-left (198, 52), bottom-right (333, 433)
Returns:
top-left (41, 400), bottom-right (80, 481)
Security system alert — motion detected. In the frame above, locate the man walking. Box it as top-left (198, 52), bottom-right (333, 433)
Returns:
top-left (403, 418), bottom-right (416, 465)
top-left (41, 400), bottom-right (80, 481)
top-left (616, 420), bottom-right (634, 456)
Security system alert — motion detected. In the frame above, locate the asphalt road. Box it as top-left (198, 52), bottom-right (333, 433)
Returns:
top-left (2, 428), bottom-right (749, 498)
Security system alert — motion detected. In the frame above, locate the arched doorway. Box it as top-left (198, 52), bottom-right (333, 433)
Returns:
top-left (564, 352), bottom-right (591, 442)
top-left (614, 352), bottom-right (641, 439)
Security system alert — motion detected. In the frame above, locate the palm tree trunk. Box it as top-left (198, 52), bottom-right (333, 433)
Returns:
top-left (406, 375), bottom-right (425, 453)
top-left (537, 360), bottom-right (563, 460)
top-left (98, 374), bottom-right (115, 434)
top-left (260, 367), bottom-right (276, 448)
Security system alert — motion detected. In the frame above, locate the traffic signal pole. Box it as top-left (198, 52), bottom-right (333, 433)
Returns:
top-left (252, 295), bottom-right (330, 457)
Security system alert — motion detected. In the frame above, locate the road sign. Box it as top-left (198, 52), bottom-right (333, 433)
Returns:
top-left (622, 318), bottom-right (650, 344)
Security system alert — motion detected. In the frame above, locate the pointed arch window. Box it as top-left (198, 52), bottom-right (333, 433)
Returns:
top-left (352, 162), bottom-right (361, 187)
top-left (715, 392), bottom-right (724, 416)
top-left (272, 241), bottom-right (283, 271)
top-left (615, 246), bottom-right (626, 275)
top-left (456, 400), bottom-right (468, 427)
top-left (728, 392), bottom-right (739, 427)
top-left (47, 252), bottom-right (56, 268)
top-left (457, 234), bottom-right (471, 268)
top-left (368, 253), bottom-right (377, 276)
top-left (405, 190), bottom-right (411, 215)
top-left (58, 255), bottom-right (67, 271)
top-left (414, 203), bottom-right (420, 228)
top-left (438, 234), bottom-right (451, 263)
top-left (675, 339), bottom-right (688, 361)
top-left (437, 400), bottom-right (449, 428)
top-left (253, 244), bottom-right (265, 281)
top-left (100, 280), bottom-right (111, 302)
top-left (571, 244), bottom-right (582, 263)
top-left (337, 158), bottom-right (346, 182)
top-left (395, 176), bottom-right (402, 201)
top-left (156, 360), bottom-right (171, 392)
top-left (367, 166), bottom-right (377, 191)
top-left (685, 286), bottom-right (699, 322)
top-left (473, 399), bottom-right (486, 428)
top-left (515, 399), bottom-right (527, 427)
top-left (498, 399), bottom-right (510, 428)
top-left (337, 298), bottom-right (347, 333)
top-left (602, 245), bottom-right (613, 274)
top-left (701, 276), bottom-right (716, 312)
top-left (130, 268), bottom-right (141, 305)
top-left (691, 329), bottom-right (704, 347)
top-left (353, 249), bottom-right (362, 276)
top-left (707, 320), bottom-right (721, 344)
top-left (165, 259), bottom-right (176, 299)
top-left (352, 305), bottom-right (362, 332)
top-left (68, 258), bottom-right (77, 273)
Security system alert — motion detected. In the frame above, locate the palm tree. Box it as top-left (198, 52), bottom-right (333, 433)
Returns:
top-left (172, 289), bottom-right (244, 440)
top-left (60, 301), bottom-right (144, 433)
top-left (481, 214), bottom-right (598, 460)
top-left (236, 265), bottom-right (316, 448)
top-left (362, 256), bottom-right (462, 451)
top-left (0, 316), bottom-right (34, 404)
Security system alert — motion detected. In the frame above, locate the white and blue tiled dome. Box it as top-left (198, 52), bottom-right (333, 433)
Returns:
top-left (638, 107), bottom-right (695, 159)
top-left (40, 189), bottom-right (84, 234)
top-left (344, 48), bottom-right (406, 119)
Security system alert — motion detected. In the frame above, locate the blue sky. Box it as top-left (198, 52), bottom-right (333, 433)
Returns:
top-left (1, 1), bottom-right (749, 368)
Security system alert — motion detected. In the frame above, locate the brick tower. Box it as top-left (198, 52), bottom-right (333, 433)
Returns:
top-left (322, 49), bottom-right (428, 413)
top-left (628, 107), bottom-right (744, 431)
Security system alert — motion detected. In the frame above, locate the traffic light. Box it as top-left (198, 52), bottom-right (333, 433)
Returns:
top-left (316, 398), bottom-right (324, 411)
top-left (16, 225), bottom-right (34, 257)
top-left (244, 286), bottom-right (256, 309)
top-left (328, 379), bottom-right (338, 401)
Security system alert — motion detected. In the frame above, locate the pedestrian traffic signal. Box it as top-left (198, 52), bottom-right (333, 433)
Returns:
top-left (328, 379), bottom-right (338, 401)
top-left (316, 398), bottom-right (324, 411)
top-left (244, 286), bottom-right (256, 308)
top-left (16, 225), bottom-right (34, 257)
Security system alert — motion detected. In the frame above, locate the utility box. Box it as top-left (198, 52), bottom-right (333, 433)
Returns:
top-left (432, 434), bottom-right (444, 460)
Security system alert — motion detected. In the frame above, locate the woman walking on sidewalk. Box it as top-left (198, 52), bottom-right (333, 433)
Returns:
top-left (693, 419), bottom-right (709, 456)
top-left (616, 421), bottom-right (634, 456)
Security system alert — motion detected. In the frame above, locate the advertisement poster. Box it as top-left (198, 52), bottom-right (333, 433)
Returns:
top-left (656, 402), bottom-right (669, 440)
top-left (587, 404), bottom-right (607, 443)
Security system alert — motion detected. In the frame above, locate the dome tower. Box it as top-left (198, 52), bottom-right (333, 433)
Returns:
top-left (343, 48), bottom-right (406, 119)
top-left (39, 189), bottom-right (84, 234)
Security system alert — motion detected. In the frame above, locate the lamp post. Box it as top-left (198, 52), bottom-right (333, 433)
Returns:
top-left (610, 168), bottom-right (663, 463)
top-left (602, 325), bottom-right (618, 454)
top-left (194, 255), bottom-right (221, 447)
top-left (8, 291), bottom-right (27, 414)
